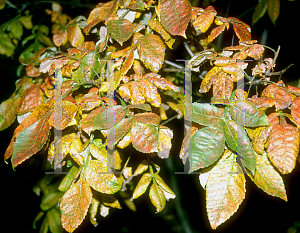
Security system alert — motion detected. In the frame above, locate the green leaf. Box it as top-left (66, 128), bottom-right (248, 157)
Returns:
top-left (0, 0), bottom-right (5, 10)
top-left (10, 19), bottom-right (23, 40)
top-left (192, 103), bottom-right (224, 127)
top-left (58, 166), bottom-right (79, 192)
top-left (230, 100), bottom-right (269, 127)
top-left (252, 0), bottom-right (267, 25)
top-left (20, 15), bottom-right (33, 29)
top-left (19, 51), bottom-right (36, 65)
top-left (47, 208), bottom-right (63, 233)
top-left (40, 192), bottom-right (63, 211)
top-left (248, 152), bottom-right (287, 201)
top-left (107, 118), bottom-right (132, 149)
top-left (137, 34), bottom-right (165, 72)
top-left (107, 18), bottom-right (134, 46)
top-left (126, 103), bottom-right (152, 112)
top-left (188, 124), bottom-right (225, 173)
top-left (267, 0), bottom-right (280, 24)
top-left (84, 160), bottom-right (122, 194)
top-left (132, 173), bottom-right (152, 200)
top-left (0, 97), bottom-right (17, 131)
top-left (0, 33), bottom-right (16, 57)
top-left (222, 120), bottom-right (256, 174)
top-left (93, 105), bottom-right (126, 130)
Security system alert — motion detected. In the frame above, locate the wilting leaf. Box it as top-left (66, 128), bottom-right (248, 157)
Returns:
top-left (137, 79), bottom-right (161, 107)
top-left (101, 193), bottom-right (122, 209)
top-left (252, 0), bottom-right (267, 25)
top-left (213, 72), bottom-right (233, 99)
top-left (87, 0), bottom-right (118, 24)
top-left (230, 100), bottom-right (269, 127)
top-left (132, 173), bottom-right (152, 200)
top-left (149, 180), bottom-right (166, 213)
top-left (53, 30), bottom-right (68, 47)
top-left (207, 24), bottom-right (226, 42)
top-left (158, 0), bottom-right (192, 38)
top-left (107, 118), bottom-right (132, 148)
top-left (0, 97), bottom-right (18, 131)
top-left (267, 0), bottom-right (280, 24)
top-left (248, 96), bottom-right (274, 109)
top-left (133, 159), bottom-right (148, 176)
top-left (192, 103), bottom-right (223, 127)
top-left (60, 177), bottom-right (92, 232)
top-left (148, 19), bottom-right (175, 48)
top-left (189, 124), bottom-right (225, 173)
top-left (193, 7), bottom-right (216, 34)
top-left (206, 150), bottom-right (245, 229)
top-left (84, 160), bottom-right (122, 194)
top-left (248, 44), bottom-right (264, 60)
top-left (291, 97), bottom-right (300, 127)
top-left (67, 24), bottom-right (84, 47)
top-left (158, 126), bottom-right (173, 159)
top-left (267, 123), bottom-right (300, 174)
top-left (137, 34), bottom-right (165, 72)
top-left (107, 18), bottom-right (134, 46)
top-left (248, 151), bottom-right (287, 201)
top-left (12, 105), bottom-right (52, 168)
top-left (199, 66), bottom-right (221, 93)
top-left (145, 73), bottom-right (179, 92)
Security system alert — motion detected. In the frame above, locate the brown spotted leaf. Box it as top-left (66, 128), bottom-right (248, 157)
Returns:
top-left (193, 6), bottom-right (216, 35)
top-left (137, 34), bottom-right (165, 72)
top-left (227, 17), bottom-right (251, 42)
top-left (248, 44), bottom-right (264, 60)
top-left (213, 72), bottom-right (233, 99)
top-left (144, 73), bottom-right (179, 92)
top-left (207, 24), bottom-right (226, 43)
top-left (158, 126), bottom-right (173, 159)
top-left (67, 24), bottom-right (84, 47)
top-left (60, 177), bottom-right (92, 232)
top-left (158, 0), bottom-right (192, 38)
top-left (107, 19), bottom-right (134, 46)
top-left (199, 66), bottom-right (221, 93)
top-left (148, 19), bottom-right (175, 49)
top-left (267, 123), bottom-right (300, 174)
top-left (87, 1), bottom-right (118, 24)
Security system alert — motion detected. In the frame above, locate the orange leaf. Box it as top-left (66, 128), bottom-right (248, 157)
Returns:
top-left (148, 19), bottom-right (175, 49)
top-left (87, 1), bottom-right (118, 24)
top-left (291, 97), bottom-right (300, 127)
top-left (213, 72), bottom-right (233, 99)
top-left (67, 24), bottom-right (84, 47)
top-left (267, 123), bottom-right (299, 174)
top-left (60, 177), bottom-right (92, 232)
top-left (145, 73), bottom-right (179, 92)
top-left (53, 30), bottom-right (68, 47)
top-left (207, 24), bottom-right (225, 43)
top-left (228, 17), bottom-right (251, 43)
top-left (248, 44), bottom-right (264, 60)
top-left (158, 0), bottom-right (192, 38)
top-left (193, 9), bottom-right (215, 35)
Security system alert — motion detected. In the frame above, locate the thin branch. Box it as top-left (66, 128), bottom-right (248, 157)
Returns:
top-left (273, 45), bottom-right (281, 65)
top-left (160, 114), bottom-right (180, 126)
top-left (164, 60), bottom-right (183, 69)
top-left (266, 64), bottom-right (293, 77)
top-left (183, 41), bottom-right (194, 57)
top-left (163, 68), bottom-right (184, 73)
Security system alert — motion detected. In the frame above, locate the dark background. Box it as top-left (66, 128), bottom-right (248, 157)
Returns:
top-left (1, 0), bottom-right (300, 232)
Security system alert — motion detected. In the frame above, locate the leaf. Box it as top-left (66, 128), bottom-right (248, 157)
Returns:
top-left (93, 105), bottom-right (126, 130)
top-left (101, 193), bottom-right (122, 209)
top-left (10, 19), bottom-right (23, 40)
top-left (0, 97), bottom-right (17, 131)
top-left (252, 0), bottom-right (267, 25)
top-left (18, 83), bottom-right (44, 114)
top-left (148, 19), bottom-right (175, 49)
top-left (206, 150), bottom-right (245, 229)
top-left (248, 44), bottom-right (265, 60)
top-left (0, 33), bottom-right (16, 57)
top-left (47, 208), bottom-right (63, 233)
top-left (131, 121), bottom-right (159, 153)
top-left (67, 24), bottom-right (84, 47)
top-left (145, 73), bottom-right (179, 92)
top-left (133, 159), bottom-right (148, 176)
top-left (252, 126), bottom-right (269, 155)
top-left (0, 0), bottom-right (5, 10)
top-left (20, 15), bottom-right (33, 29)
top-left (137, 33), bottom-right (165, 72)
top-left (157, 0), bottom-right (192, 38)
top-left (227, 17), bottom-right (251, 42)
top-left (132, 173), bottom-right (152, 200)
top-left (267, 0), bottom-right (280, 24)
top-left (40, 192), bottom-right (63, 211)
top-left (107, 18), bottom-right (134, 46)
top-left (87, 1), bottom-right (118, 24)
top-left (199, 66), bottom-right (221, 93)
top-left (189, 124), bottom-right (225, 173)
top-left (158, 126), bottom-right (173, 159)
top-left (192, 103), bottom-right (223, 127)
top-left (149, 180), bottom-right (166, 213)
top-left (49, 100), bottom-right (77, 130)
top-left (213, 72), bottom-right (233, 99)
top-left (222, 120), bottom-right (256, 174)
top-left (60, 177), bottom-right (92, 233)
top-left (154, 173), bottom-right (176, 200)
top-left (230, 100), bottom-right (269, 127)
top-left (137, 79), bottom-right (161, 107)
top-left (291, 97), bottom-right (300, 127)
top-left (107, 118), bottom-right (132, 149)
top-left (12, 105), bottom-right (52, 168)
top-left (80, 106), bottom-right (106, 135)
top-left (89, 197), bottom-right (99, 227)
top-left (248, 151), bottom-right (287, 201)
top-left (58, 166), bottom-right (79, 192)
top-left (267, 123), bottom-right (299, 174)
top-left (193, 7), bottom-right (216, 34)
top-left (207, 24), bottom-right (226, 43)
top-left (179, 125), bottom-right (198, 163)
top-left (84, 160), bottom-right (122, 194)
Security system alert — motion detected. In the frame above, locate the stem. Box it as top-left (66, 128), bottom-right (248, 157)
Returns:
top-left (164, 60), bottom-right (183, 69)
top-left (183, 41), bottom-right (194, 57)
top-left (160, 114), bottom-right (179, 126)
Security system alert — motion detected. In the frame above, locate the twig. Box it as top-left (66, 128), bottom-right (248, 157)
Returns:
top-left (164, 60), bottom-right (183, 69)
top-left (183, 41), bottom-right (194, 57)
top-left (273, 45), bottom-right (281, 65)
top-left (265, 64), bottom-right (293, 77)
top-left (160, 114), bottom-right (180, 126)
top-left (163, 68), bottom-right (184, 73)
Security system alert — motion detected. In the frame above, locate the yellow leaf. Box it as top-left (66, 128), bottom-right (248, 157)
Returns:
top-left (87, 1), bottom-right (118, 24)
top-left (158, 126), bottom-right (173, 159)
top-left (132, 173), bottom-right (152, 200)
top-left (213, 71), bottom-right (233, 99)
top-left (149, 180), bottom-right (166, 213)
top-left (199, 66), bottom-right (221, 93)
top-left (206, 150), bottom-right (245, 229)
top-left (148, 19), bottom-right (175, 49)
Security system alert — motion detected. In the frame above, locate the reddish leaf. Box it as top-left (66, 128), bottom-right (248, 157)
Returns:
top-left (207, 24), bottom-right (225, 43)
top-left (107, 19), bottom-right (134, 46)
top-left (228, 17), bottom-right (251, 42)
top-left (267, 0), bottom-right (280, 24)
top-left (291, 97), bottom-right (300, 127)
top-left (158, 0), bottom-right (192, 38)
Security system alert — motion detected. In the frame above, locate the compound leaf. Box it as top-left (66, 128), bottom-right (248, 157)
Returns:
top-left (192, 103), bottom-right (224, 127)
top-left (132, 173), bottom-right (152, 200)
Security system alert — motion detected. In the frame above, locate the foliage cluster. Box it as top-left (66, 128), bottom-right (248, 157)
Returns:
top-left (0, 0), bottom-right (296, 232)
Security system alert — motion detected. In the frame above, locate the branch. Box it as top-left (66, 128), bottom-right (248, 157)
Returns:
top-left (183, 41), bottom-right (194, 57)
top-left (265, 64), bottom-right (293, 77)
